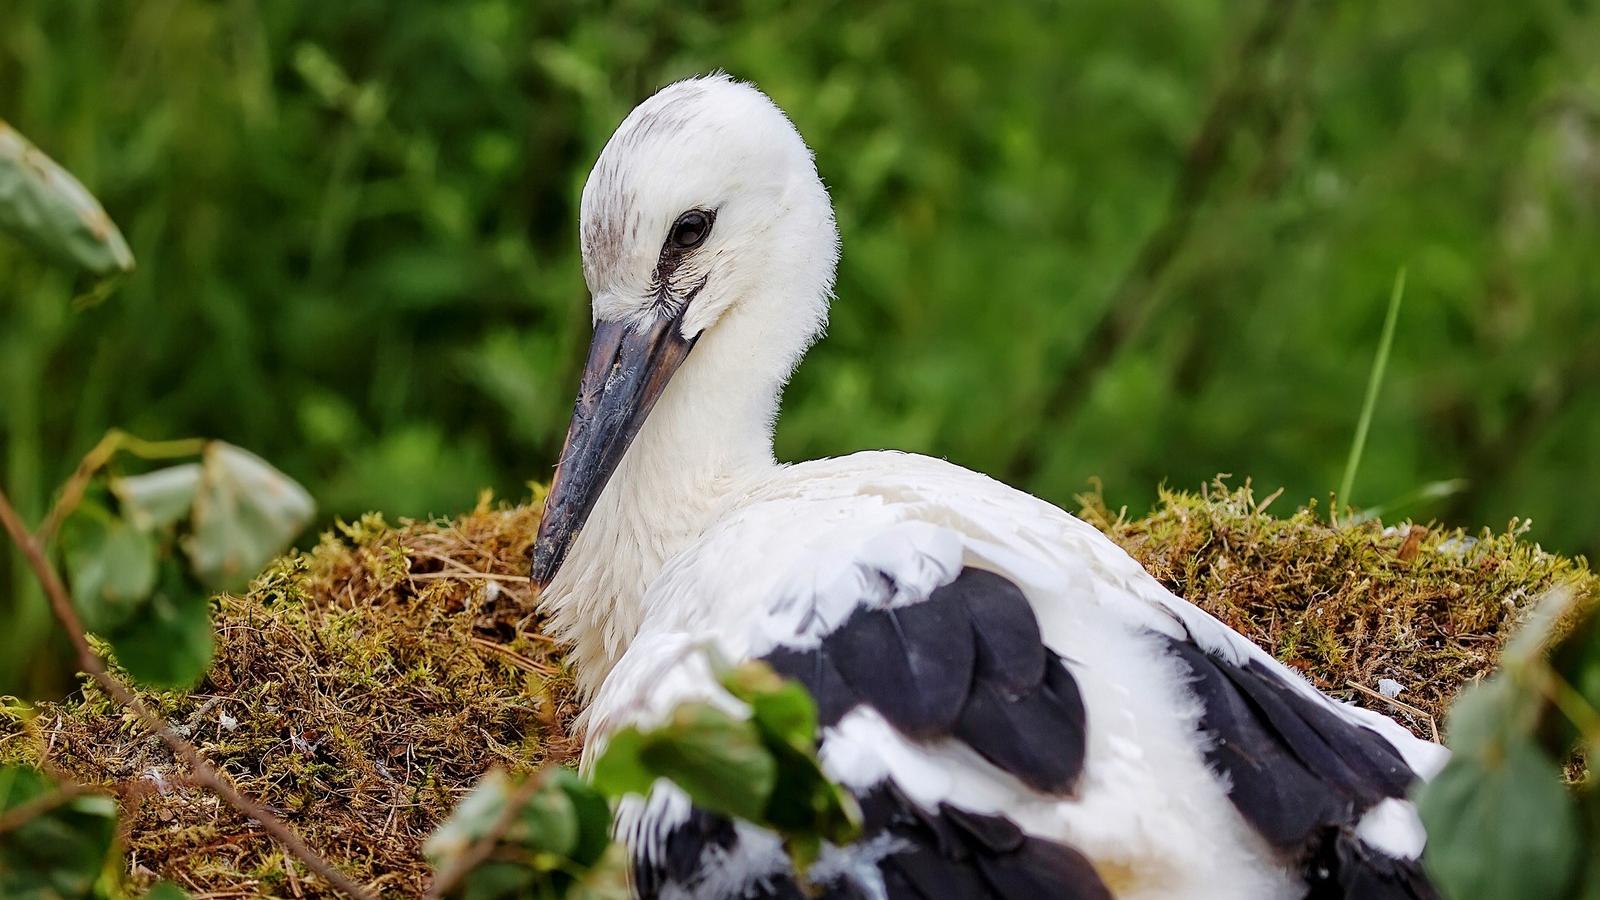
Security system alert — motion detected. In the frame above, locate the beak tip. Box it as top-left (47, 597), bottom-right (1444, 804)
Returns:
top-left (528, 538), bottom-right (561, 589)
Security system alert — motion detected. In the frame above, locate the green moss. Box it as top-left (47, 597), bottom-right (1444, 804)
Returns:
top-left (4, 480), bottom-right (1593, 896)
top-left (1079, 478), bottom-right (1597, 736)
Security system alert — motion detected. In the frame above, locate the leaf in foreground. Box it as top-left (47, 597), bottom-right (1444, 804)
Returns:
top-left (59, 499), bottom-right (158, 632)
top-left (1416, 733), bottom-right (1580, 900)
top-left (426, 768), bottom-right (621, 900)
top-left (593, 663), bottom-right (859, 872)
top-left (721, 662), bottom-right (860, 864)
top-left (111, 463), bottom-right (203, 532)
top-left (592, 702), bottom-right (776, 824)
top-left (184, 442), bottom-right (315, 591)
top-left (0, 764), bottom-right (120, 899)
top-left (0, 120), bottom-right (134, 275)
top-left (105, 561), bottom-right (215, 689)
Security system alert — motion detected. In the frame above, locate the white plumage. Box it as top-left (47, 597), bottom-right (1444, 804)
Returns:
top-left (531, 74), bottom-right (1448, 900)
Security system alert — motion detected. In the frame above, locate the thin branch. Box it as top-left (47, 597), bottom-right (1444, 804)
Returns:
top-left (0, 485), bottom-right (374, 900)
top-left (34, 430), bottom-right (124, 544)
top-left (34, 429), bottom-right (208, 544)
top-left (1004, 0), bottom-right (1302, 484)
top-left (0, 780), bottom-right (90, 835)
top-left (1345, 679), bottom-right (1439, 744)
top-left (424, 768), bottom-right (553, 900)
top-left (470, 636), bottom-right (557, 675)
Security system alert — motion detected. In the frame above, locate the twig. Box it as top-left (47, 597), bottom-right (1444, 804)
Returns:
top-left (413, 571), bottom-right (531, 583)
top-left (424, 768), bottom-right (553, 899)
top-left (1005, 0), bottom-right (1302, 484)
top-left (35, 429), bottom-right (208, 544)
top-left (0, 485), bottom-right (374, 900)
top-left (1345, 680), bottom-right (1439, 744)
top-left (0, 780), bottom-right (90, 835)
top-left (470, 636), bottom-right (557, 675)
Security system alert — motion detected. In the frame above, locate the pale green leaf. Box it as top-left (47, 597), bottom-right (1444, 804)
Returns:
top-left (0, 120), bottom-right (134, 275)
top-left (112, 464), bottom-right (203, 532)
top-left (424, 769), bottom-right (515, 867)
top-left (184, 442), bottom-right (315, 591)
top-left (1417, 735), bottom-right (1580, 900)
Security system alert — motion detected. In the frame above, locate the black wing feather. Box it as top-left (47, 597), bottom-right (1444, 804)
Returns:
top-left (823, 598), bottom-right (976, 738)
top-left (766, 567), bottom-right (1088, 795)
top-left (1164, 633), bottom-right (1438, 898)
top-left (950, 568), bottom-right (1046, 691)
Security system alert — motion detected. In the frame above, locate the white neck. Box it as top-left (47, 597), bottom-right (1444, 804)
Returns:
top-left (541, 294), bottom-right (809, 697)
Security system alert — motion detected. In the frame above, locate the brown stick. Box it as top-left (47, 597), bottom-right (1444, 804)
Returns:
top-left (0, 780), bottom-right (90, 835)
top-left (1004, 0), bottom-right (1302, 484)
top-left (0, 485), bottom-right (374, 900)
top-left (34, 429), bottom-right (208, 544)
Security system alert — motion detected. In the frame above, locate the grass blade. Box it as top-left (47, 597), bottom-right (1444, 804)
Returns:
top-left (1337, 267), bottom-right (1407, 515)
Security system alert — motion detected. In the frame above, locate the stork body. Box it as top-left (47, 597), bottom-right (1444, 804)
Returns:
top-left (532, 75), bottom-right (1447, 900)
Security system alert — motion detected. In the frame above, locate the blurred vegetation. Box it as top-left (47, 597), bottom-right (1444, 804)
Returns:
top-left (4, 0), bottom-right (1599, 694)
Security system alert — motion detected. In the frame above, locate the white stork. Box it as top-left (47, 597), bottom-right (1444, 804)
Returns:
top-left (529, 74), bottom-right (1447, 900)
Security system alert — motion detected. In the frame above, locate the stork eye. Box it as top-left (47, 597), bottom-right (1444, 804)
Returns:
top-left (670, 210), bottom-right (712, 249)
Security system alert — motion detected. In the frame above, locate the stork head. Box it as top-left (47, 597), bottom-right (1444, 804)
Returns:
top-left (531, 75), bottom-right (839, 587)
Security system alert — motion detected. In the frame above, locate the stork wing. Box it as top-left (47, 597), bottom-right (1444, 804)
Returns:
top-left (603, 454), bottom-right (1445, 899)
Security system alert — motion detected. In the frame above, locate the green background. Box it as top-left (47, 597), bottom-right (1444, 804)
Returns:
top-left (3, 0), bottom-right (1598, 692)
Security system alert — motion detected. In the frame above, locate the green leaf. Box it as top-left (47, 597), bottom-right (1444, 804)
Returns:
top-left (424, 769), bottom-right (515, 867)
top-left (1436, 676), bottom-right (1533, 758)
top-left (594, 703), bottom-right (776, 824)
top-left (1417, 734), bottom-right (1581, 900)
top-left (551, 770), bottom-right (614, 870)
top-left (563, 843), bottom-right (632, 900)
top-left (111, 464), bottom-right (203, 532)
top-left (59, 500), bottom-right (158, 632)
top-left (184, 442), bottom-right (315, 591)
top-left (0, 765), bottom-right (121, 899)
top-left (588, 728), bottom-right (654, 799)
top-left (723, 661), bottom-right (817, 752)
top-left (502, 777), bottom-right (579, 862)
top-left (595, 665), bottom-right (860, 873)
top-left (719, 660), bottom-right (860, 867)
top-left (0, 120), bottom-right (134, 275)
top-left (105, 561), bottom-right (214, 689)
top-left (427, 768), bottom-right (619, 900)
top-left (144, 881), bottom-right (193, 900)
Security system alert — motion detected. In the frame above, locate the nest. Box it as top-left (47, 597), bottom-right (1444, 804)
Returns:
top-left (4, 498), bottom-right (579, 897)
top-left (3, 481), bottom-right (1593, 897)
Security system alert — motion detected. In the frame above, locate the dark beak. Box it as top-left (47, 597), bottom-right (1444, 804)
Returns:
top-left (530, 314), bottom-right (696, 587)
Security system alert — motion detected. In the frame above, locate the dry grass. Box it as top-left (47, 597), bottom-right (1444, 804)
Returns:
top-left (3, 480), bottom-right (1593, 897)
top-left (1079, 479), bottom-right (1596, 738)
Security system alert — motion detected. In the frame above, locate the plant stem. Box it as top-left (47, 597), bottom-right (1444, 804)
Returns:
top-left (1337, 267), bottom-right (1406, 516)
top-left (0, 780), bottom-right (88, 835)
top-left (34, 429), bottom-right (208, 544)
top-left (424, 768), bottom-right (553, 899)
top-left (0, 483), bottom-right (374, 900)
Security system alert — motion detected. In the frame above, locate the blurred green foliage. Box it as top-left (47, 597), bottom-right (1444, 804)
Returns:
top-left (3, 0), bottom-right (1599, 693)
